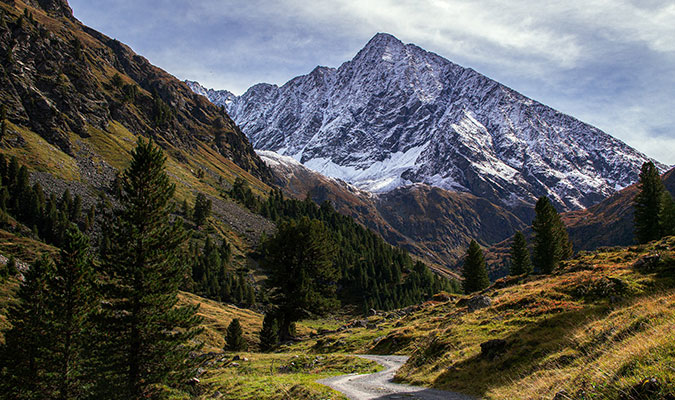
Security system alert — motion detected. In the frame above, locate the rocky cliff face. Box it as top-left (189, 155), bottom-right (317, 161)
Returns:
top-left (189, 33), bottom-right (664, 217)
top-left (0, 0), bottom-right (270, 182)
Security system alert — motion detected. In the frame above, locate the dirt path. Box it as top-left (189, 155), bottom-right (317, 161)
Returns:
top-left (318, 355), bottom-right (475, 400)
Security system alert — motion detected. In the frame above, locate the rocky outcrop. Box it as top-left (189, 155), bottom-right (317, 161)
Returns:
top-left (23, 0), bottom-right (73, 19)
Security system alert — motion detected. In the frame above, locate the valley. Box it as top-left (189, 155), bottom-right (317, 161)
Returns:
top-left (0, 1), bottom-right (673, 400)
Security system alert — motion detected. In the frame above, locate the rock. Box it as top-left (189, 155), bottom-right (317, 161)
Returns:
top-left (353, 319), bottom-right (368, 328)
top-left (466, 295), bottom-right (492, 312)
top-left (480, 339), bottom-right (508, 359)
top-left (211, 391), bottom-right (223, 399)
top-left (230, 362), bottom-right (240, 367)
top-left (369, 308), bottom-right (378, 316)
top-left (232, 355), bottom-right (240, 361)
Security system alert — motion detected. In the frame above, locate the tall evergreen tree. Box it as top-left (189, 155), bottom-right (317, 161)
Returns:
top-left (532, 196), bottom-right (572, 274)
top-left (0, 256), bottom-right (55, 399)
top-left (659, 191), bottom-right (675, 237)
top-left (258, 313), bottom-right (279, 352)
top-left (462, 240), bottom-right (490, 294)
top-left (47, 226), bottom-right (96, 400)
top-left (225, 318), bottom-right (246, 352)
top-left (510, 231), bottom-right (533, 276)
top-left (0, 104), bottom-right (7, 142)
top-left (634, 161), bottom-right (665, 244)
top-left (192, 192), bottom-right (211, 228)
top-left (262, 217), bottom-right (339, 339)
top-left (94, 139), bottom-right (202, 399)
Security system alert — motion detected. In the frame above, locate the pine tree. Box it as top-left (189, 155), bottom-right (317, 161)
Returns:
top-left (262, 217), bottom-right (339, 339)
top-left (659, 191), bottom-right (675, 237)
top-left (532, 197), bottom-right (572, 274)
top-left (258, 313), bottom-right (278, 352)
top-left (94, 139), bottom-right (202, 399)
top-left (510, 231), bottom-right (533, 276)
top-left (181, 199), bottom-right (190, 219)
top-left (192, 192), bottom-right (211, 228)
top-left (6, 254), bottom-right (17, 275)
top-left (0, 104), bottom-right (7, 142)
top-left (634, 161), bottom-right (665, 244)
top-left (225, 318), bottom-right (246, 352)
top-left (0, 256), bottom-right (55, 399)
top-left (47, 226), bottom-right (96, 400)
top-left (461, 240), bottom-right (490, 294)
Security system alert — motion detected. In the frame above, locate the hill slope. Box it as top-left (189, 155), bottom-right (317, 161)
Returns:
top-left (282, 236), bottom-right (675, 400)
top-left (0, 0), bottom-right (270, 185)
top-left (258, 150), bottom-right (526, 272)
top-left (0, 0), bottom-right (278, 262)
top-left (484, 168), bottom-right (675, 279)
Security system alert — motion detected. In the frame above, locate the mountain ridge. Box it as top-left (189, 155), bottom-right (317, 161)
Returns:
top-left (187, 32), bottom-right (664, 218)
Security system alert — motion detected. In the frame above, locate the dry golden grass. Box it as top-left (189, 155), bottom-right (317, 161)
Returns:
top-left (178, 291), bottom-right (263, 352)
top-left (281, 236), bottom-right (675, 399)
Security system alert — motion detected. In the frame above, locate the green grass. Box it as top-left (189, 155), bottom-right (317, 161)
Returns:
top-left (1, 122), bottom-right (80, 181)
top-left (200, 353), bottom-right (381, 400)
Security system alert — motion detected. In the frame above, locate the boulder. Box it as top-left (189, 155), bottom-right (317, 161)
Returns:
top-left (466, 295), bottom-right (492, 312)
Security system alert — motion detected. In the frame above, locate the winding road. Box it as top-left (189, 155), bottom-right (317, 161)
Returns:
top-left (318, 355), bottom-right (475, 400)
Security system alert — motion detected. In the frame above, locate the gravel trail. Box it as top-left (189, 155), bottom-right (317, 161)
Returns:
top-left (318, 355), bottom-right (475, 400)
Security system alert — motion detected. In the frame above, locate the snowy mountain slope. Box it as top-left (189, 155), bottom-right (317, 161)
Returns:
top-left (185, 80), bottom-right (237, 109)
top-left (187, 33), bottom-right (664, 216)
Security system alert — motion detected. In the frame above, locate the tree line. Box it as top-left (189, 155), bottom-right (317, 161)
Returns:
top-left (0, 140), bottom-right (202, 399)
top-left (0, 154), bottom-right (95, 247)
top-left (229, 179), bottom-right (459, 314)
top-left (462, 196), bottom-right (573, 293)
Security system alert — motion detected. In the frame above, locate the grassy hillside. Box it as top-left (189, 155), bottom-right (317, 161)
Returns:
top-left (0, 0), bottom-right (278, 277)
top-left (279, 236), bottom-right (675, 399)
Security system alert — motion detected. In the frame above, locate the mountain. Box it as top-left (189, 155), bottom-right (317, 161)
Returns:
top-left (258, 150), bottom-right (526, 273)
top-left (186, 80), bottom-right (237, 110)
top-left (0, 0), bottom-right (277, 261)
top-left (187, 33), bottom-right (664, 218)
top-left (0, 0), bottom-right (270, 184)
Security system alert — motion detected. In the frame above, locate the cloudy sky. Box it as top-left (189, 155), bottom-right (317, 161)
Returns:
top-left (68, 0), bottom-right (675, 164)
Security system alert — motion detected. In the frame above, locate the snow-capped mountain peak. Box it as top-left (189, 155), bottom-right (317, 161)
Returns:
top-left (187, 33), bottom-right (664, 215)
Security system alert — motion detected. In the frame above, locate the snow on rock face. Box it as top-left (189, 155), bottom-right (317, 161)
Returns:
top-left (187, 33), bottom-right (664, 213)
